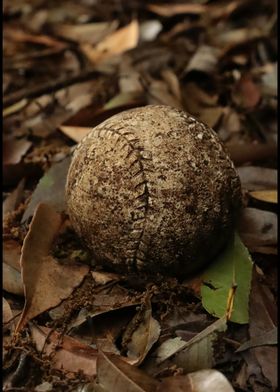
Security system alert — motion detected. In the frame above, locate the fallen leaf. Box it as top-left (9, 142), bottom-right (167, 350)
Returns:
top-left (21, 156), bottom-right (71, 223)
top-left (236, 327), bottom-right (277, 352)
top-left (185, 45), bottom-right (221, 75)
top-left (95, 351), bottom-right (159, 392)
top-left (3, 240), bottom-right (22, 271)
top-left (125, 302), bottom-right (161, 365)
top-left (91, 271), bottom-right (121, 285)
top-left (53, 21), bottom-right (118, 45)
top-left (237, 166), bottom-right (277, 190)
top-left (238, 207), bottom-right (277, 250)
top-left (232, 74), bottom-right (261, 109)
top-left (146, 317), bottom-right (227, 374)
top-left (3, 263), bottom-right (24, 296)
top-left (3, 99), bottom-right (28, 118)
top-left (30, 324), bottom-right (98, 376)
top-left (58, 126), bottom-right (92, 143)
top-left (226, 143), bottom-right (277, 165)
top-left (82, 20), bottom-right (139, 65)
top-left (157, 369), bottom-right (235, 392)
top-left (15, 203), bottom-right (89, 333)
top-left (249, 190), bottom-right (277, 204)
top-left (148, 4), bottom-right (206, 17)
top-left (104, 91), bottom-right (145, 110)
top-left (201, 233), bottom-right (253, 324)
top-left (247, 266), bottom-right (277, 388)
top-left (3, 138), bottom-right (32, 165)
top-left (3, 298), bottom-right (14, 328)
top-left (3, 178), bottom-right (25, 217)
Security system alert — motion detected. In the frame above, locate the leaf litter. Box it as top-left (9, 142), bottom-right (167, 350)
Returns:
top-left (2, 0), bottom-right (277, 390)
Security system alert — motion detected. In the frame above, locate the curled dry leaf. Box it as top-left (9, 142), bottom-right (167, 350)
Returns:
top-left (15, 203), bottom-right (89, 333)
top-left (125, 303), bottom-right (161, 365)
top-left (95, 351), bottom-right (159, 392)
top-left (157, 369), bottom-right (235, 392)
top-left (30, 324), bottom-right (98, 376)
top-left (82, 20), bottom-right (139, 65)
top-left (148, 3), bottom-right (206, 17)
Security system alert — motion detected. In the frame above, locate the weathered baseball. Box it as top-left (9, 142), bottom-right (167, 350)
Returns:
top-left (66, 105), bottom-right (242, 277)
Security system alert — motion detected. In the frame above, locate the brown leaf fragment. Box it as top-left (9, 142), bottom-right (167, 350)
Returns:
top-left (3, 240), bottom-right (22, 271)
top-left (91, 271), bottom-right (121, 285)
top-left (125, 303), bottom-right (161, 365)
top-left (237, 166), bottom-right (277, 191)
top-left (3, 263), bottom-right (24, 296)
top-left (185, 45), bottom-right (221, 75)
top-left (3, 178), bottom-right (25, 217)
top-left (232, 74), bottom-right (261, 109)
top-left (95, 351), bottom-right (159, 392)
top-left (58, 126), bottom-right (92, 143)
top-left (15, 203), bottom-right (89, 333)
top-left (238, 207), bottom-right (277, 250)
top-left (226, 143), bottom-right (277, 165)
top-left (236, 327), bottom-right (277, 352)
top-left (53, 21), bottom-right (118, 45)
top-left (148, 4), bottom-right (206, 17)
top-left (3, 138), bottom-right (32, 165)
top-left (30, 324), bottom-right (98, 376)
top-left (249, 190), bottom-right (277, 204)
top-left (21, 156), bottom-right (72, 223)
top-left (247, 267), bottom-right (278, 389)
top-left (3, 298), bottom-right (14, 328)
top-left (82, 20), bottom-right (139, 65)
top-left (157, 370), bottom-right (234, 392)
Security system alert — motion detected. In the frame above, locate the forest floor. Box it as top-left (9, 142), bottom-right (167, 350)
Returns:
top-left (3, 0), bottom-right (277, 391)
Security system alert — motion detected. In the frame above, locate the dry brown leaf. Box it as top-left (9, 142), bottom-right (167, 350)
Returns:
top-left (91, 271), bottom-right (121, 285)
top-left (148, 3), bottom-right (206, 17)
top-left (226, 142), bottom-right (277, 165)
top-left (30, 324), bottom-right (98, 376)
top-left (185, 45), bottom-right (221, 75)
top-left (157, 370), bottom-right (235, 392)
top-left (249, 190), bottom-right (277, 204)
top-left (232, 74), bottom-right (261, 109)
top-left (3, 239), bottom-right (22, 271)
top-left (161, 69), bottom-right (182, 102)
top-left (3, 178), bottom-right (25, 217)
top-left (58, 126), bottom-right (92, 143)
top-left (3, 298), bottom-right (14, 328)
top-left (3, 263), bottom-right (24, 296)
top-left (95, 351), bottom-right (159, 392)
top-left (238, 207), bottom-right (277, 250)
top-left (82, 20), bottom-right (139, 65)
top-left (126, 304), bottom-right (161, 365)
top-left (237, 166), bottom-right (277, 191)
top-left (3, 99), bottom-right (28, 118)
top-left (53, 21), bottom-right (118, 45)
top-left (3, 138), bottom-right (32, 165)
top-left (15, 203), bottom-right (89, 333)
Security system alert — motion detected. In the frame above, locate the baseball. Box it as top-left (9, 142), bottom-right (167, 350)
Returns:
top-left (66, 105), bottom-right (242, 277)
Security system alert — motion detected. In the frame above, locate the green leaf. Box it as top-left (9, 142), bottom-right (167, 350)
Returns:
top-left (201, 232), bottom-right (253, 324)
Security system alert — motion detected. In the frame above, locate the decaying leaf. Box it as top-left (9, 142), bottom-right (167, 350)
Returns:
top-left (236, 327), bottom-right (277, 352)
top-left (238, 207), bottom-right (277, 251)
top-left (201, 233), bottom-right (253, 324)
top-left (158, 369), bottom-right (235, 392)
top-left (237, 166), bottom-right (277, 191)
top-left (95, 351), bottom-right (159, 392)
top-left (249, 190), bottom-right (277, 204)
top-left (31, 324), bottom-right (98, 376)
top-left (15, 203), bottom-right (89, 333)
top-left (145, 317), bottom-right (227, 375)
top-left (58, 126), bottom-right (92, 143)
top-left (3, 178), bottom-right (25, 217)
top-left (125, 302), bottom-right (161, 365)
top-left (82, 20), bottom-right (139, 65)
top-left (21, 156), bottom-right (71, 223)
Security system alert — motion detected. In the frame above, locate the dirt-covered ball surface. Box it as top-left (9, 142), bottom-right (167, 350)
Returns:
top-left (66, 105), bottom-right (242, 277)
